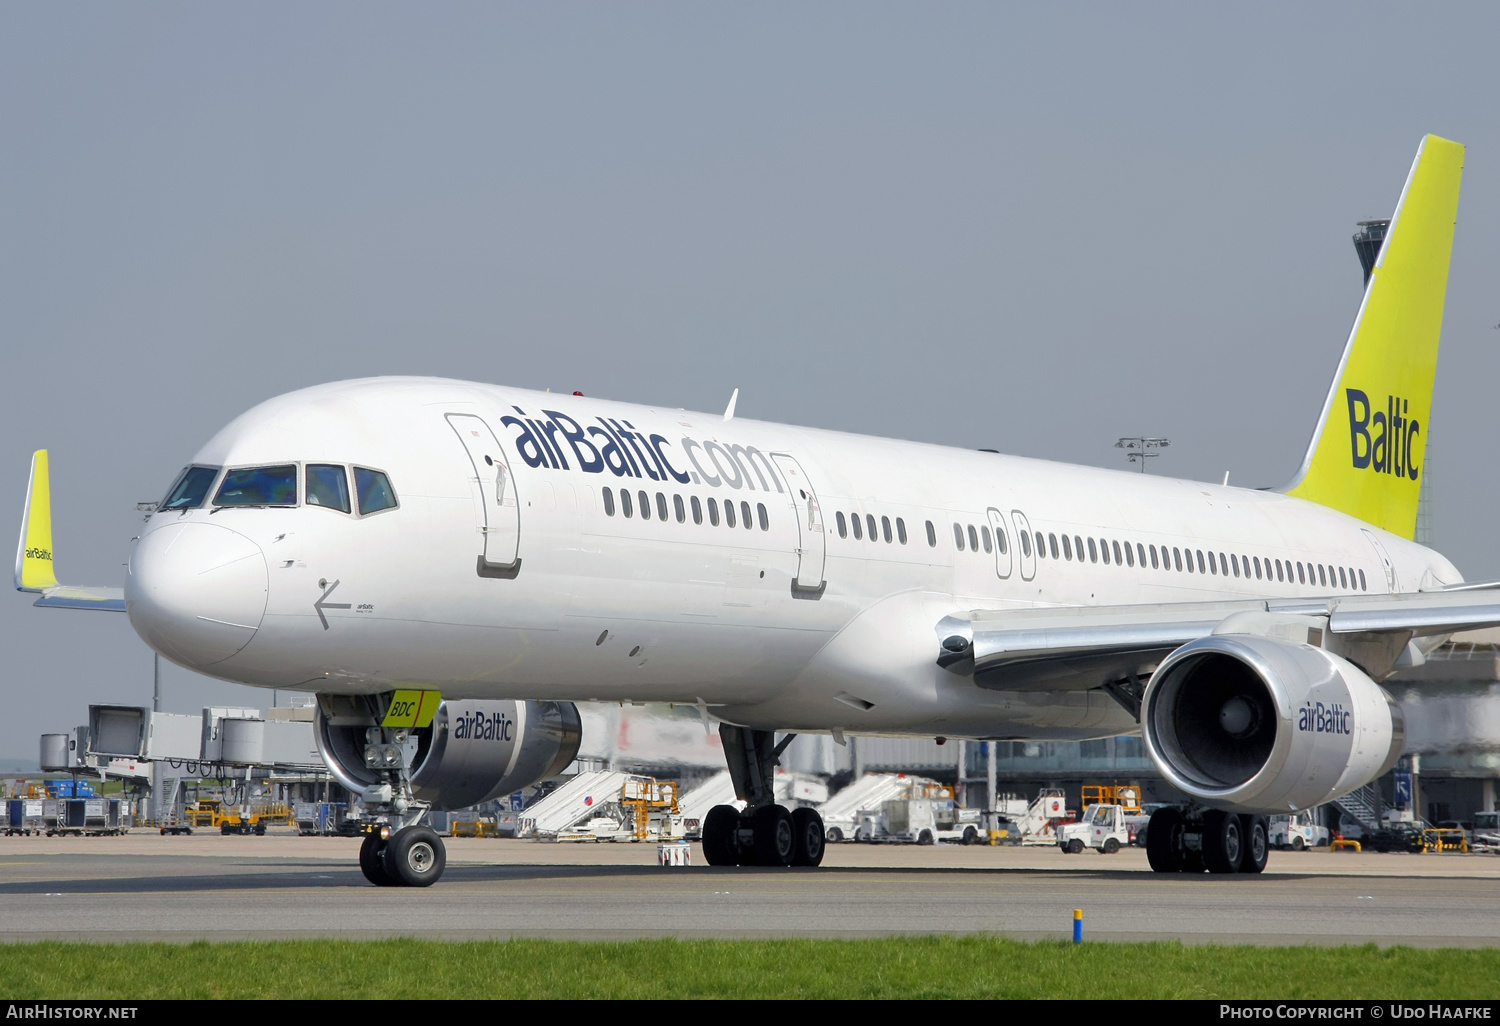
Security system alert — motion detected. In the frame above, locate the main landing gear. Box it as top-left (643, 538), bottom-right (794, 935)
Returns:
top-left (701, 725), bottom-right (826, 868)
top-left (1145, 807), bottom-right (1269, 875)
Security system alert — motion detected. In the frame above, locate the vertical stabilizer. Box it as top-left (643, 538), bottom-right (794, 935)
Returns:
top-left (15, 449), bottom-right (59, 592)
top-left (1285, 135), bottom-right (1464, 539)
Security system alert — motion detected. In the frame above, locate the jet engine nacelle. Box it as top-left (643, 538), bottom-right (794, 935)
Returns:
top-left (1142, 633), bottom-right (1404, 814)
top-left (315, 699), bottom-right (582, 810)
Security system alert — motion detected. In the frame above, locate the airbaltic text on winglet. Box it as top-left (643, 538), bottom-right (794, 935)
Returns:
top-left (1346, 388), bottom-right (1421, 480)
top-left (501, 407), bottom-right (786, 494)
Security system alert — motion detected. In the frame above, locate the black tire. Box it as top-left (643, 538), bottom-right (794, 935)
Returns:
top-left (791, 807), bottom-right (825, 867)
top-left (359, 833), bottom-right (394, 886)
top-left (1240, 815), bottom-right (1269, 874)
top-left (752, 805), bottom-right (795, 867)
top-left (253, 822), bottom-right (266, 836)
top-left (701, 805), bottom-right (740, 866)
top-left (382, 826), bottom-right (446, 887)
top-left (826, 826), bottom-right (844, 844)
top-left (1102, 837), bottom-right (1120, 854)
top-left (1067, 837), bottom-right (1084, 854)
top-left (220, 823), bottom-right (232, 835)
top-left (961, 826), bottom-right (978, 846)
top-left (1292, 836), bottom-right (1305, 851)
top-left (1146, 807), bottom-right (1183, 872)
top-left (1203, 810), bottom-right (1244, 874)
top-left (917, 829), bottom-right (935, 846)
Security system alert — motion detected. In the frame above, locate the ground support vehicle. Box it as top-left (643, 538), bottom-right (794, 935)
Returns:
top-left (1057, 802), bottom-right (1147, 854)
top-left (1471, 812), bottom-right (1500, 852)
top-left (219, 812), bottom-right (268, 835)
top-left (1144, 807), bottom-right (1270, 875)
top-left (1268, 810), bottom-right (1330, 850)
top-left (858, 797), bottom-right (982, 845)
top-left (1362, 824), bottom-right (1426, 853)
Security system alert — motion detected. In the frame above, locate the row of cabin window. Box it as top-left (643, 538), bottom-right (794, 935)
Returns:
top-left (601, 486), bottom-right (769, 531)
top-left (835, 511), bottom-right (910, 545)
top-left (951, 520), bottom-right (1368, 593)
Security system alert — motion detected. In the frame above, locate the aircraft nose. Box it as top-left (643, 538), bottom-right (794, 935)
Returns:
top-left (126, 522), bottom-right (269, 668)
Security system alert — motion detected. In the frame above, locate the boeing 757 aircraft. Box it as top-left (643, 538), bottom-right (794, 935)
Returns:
top-left (16, 135), bottom-right (1488, 885)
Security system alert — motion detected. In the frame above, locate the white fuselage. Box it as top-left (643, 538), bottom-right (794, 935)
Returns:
top-left (124, 377), bottom-right (1460, 741)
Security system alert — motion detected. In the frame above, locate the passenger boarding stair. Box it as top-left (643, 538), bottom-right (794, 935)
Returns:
top-left (1018, 788), bottom-right (1068, 845)
top-left (517, 769), bottom-right (635, 838)
top-left (1332, 783), bottom-right (1382, 836)
top-left (816, 773), bottom-right (910, 842)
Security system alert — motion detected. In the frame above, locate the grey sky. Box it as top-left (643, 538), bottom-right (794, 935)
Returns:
top-left (3, 4), bottom-right (1498, 759)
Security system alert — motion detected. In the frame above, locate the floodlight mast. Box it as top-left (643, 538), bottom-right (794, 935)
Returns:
top-left (1115, 436), bottom-right (1170, 473)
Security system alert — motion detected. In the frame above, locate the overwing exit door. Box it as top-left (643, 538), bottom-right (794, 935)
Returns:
top-left (446, 413), bottom-right (521, 575)
top-left (986, 508), bottom-right (1013, 580)
top-left (771, 453), bottom-right (826, 594)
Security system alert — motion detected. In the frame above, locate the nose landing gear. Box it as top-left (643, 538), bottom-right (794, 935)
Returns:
top-left (359, 824), bottom-right (448, 887)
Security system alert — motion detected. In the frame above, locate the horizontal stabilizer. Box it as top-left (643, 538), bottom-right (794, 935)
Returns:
top-left (34, 585), bottom-right (126, 612)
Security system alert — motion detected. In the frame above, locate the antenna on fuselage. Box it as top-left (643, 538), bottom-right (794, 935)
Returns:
top-left (723, 388), bottom-right (739, 422)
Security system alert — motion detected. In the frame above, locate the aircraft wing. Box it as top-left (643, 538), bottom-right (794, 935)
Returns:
top-left (937, 588), bottom-right (1500, 694)
top-left (14, 450), bottom-right (126, 612)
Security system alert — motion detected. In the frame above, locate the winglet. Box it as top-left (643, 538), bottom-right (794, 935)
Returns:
top-left (723, 388), bottom-right (738, 422)
top-left (15, 450), bottom-right (58, 593)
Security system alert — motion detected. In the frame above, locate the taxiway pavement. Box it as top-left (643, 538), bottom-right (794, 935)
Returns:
top-left (2, 833), bottom-right (1496, 945)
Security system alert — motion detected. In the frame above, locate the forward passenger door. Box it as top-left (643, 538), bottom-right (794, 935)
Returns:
top-left (446, 413), bottom-right (521, 574)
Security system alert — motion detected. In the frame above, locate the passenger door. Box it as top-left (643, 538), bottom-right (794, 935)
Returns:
top-left (1011, 509), bottom-right (1037, 582)
top-left (771, 454), bottom-right (826, 593)
top-left (985, 508), bottom-right (1013, 580)
top-left (446, 413), bottom-right (521, 573)
top-left (1361, 529), bottom-right (1398, 594)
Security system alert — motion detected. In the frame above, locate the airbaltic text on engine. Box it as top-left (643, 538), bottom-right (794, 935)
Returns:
top-left (452, 710), bottom-right (514, 742)
top-left (1298, 701), bottom-right (1353, 736)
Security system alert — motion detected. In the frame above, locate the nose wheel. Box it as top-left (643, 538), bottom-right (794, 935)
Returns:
top-left (359, 826), bottom-right (447, 887)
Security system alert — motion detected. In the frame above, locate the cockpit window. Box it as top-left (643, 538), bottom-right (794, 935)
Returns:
top-left (214, 465), bottom-right (297, 507)
top-left (306, 464), bottom-right (351, 513)
top-left (160, 465), bottom-right (220, 511)
top-left (354, 467), bottom-right (398, 515)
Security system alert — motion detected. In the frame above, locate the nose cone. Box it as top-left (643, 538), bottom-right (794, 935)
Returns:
top-left (127, 522), bottom-right (269, 669)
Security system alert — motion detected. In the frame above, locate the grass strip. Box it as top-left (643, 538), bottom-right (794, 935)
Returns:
top-left (3, 936), bottom-right (1497, 1000)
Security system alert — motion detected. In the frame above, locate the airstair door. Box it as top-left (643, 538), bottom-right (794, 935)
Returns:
top-left (1011, 510), bottom-right (1037, 582)
top-left (446, 413), bottom-right (521, 573)
top-left (771, 454), bottom-right (826, 593)
top-left (1361, 529), bottom-right (1397, 594)
top-left (985, 508), bottom-right (1013, 580)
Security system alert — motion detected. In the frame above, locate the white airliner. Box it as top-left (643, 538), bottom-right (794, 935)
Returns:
top-left (16, 134), bottom-right (1492, 885)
